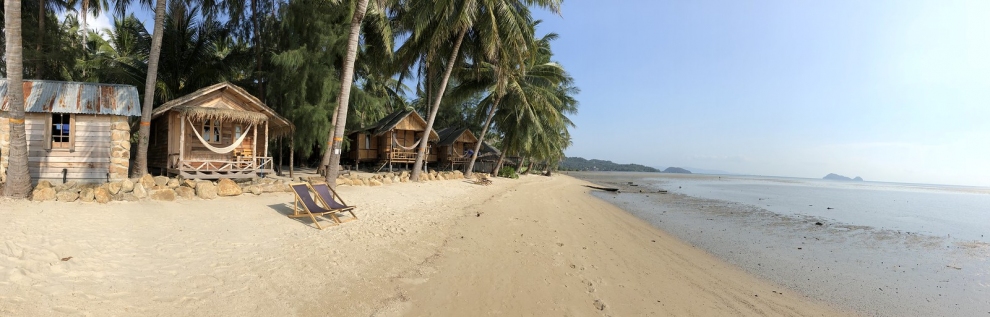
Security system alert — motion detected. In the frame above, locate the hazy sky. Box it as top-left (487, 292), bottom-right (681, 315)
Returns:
top-left (532, 1), bottom-right (990, 187)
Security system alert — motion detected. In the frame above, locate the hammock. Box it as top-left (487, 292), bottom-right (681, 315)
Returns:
top-left (392, 133), bottom-right (423, 151)
top-left (187, 117), bottom-right (254, 154)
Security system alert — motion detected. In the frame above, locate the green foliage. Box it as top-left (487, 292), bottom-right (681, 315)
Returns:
top-left (498, 166), bottom-right (519, 179)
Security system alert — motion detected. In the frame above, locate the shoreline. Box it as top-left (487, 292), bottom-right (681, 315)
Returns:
top-left (0, 174), bottom-right (846, 316)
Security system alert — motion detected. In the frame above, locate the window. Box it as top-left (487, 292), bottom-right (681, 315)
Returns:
top-left (234, 125), bottom-right (243, 139)
top-left (364, 135), bottom-right (371, 150)
top-left (50, 113), bottom-right (72, 150)
top-left (203, 120), bottom-right (222, 143)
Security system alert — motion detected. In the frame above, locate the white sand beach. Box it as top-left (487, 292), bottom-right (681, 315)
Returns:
top-left (0, 175), bottom-right (848, 316)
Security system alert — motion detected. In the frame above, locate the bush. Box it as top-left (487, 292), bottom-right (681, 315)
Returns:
top-left (498, 166), bottom-right (519, 179)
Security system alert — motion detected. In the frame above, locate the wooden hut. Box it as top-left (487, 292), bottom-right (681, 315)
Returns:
top-left (0, 80), bottom-right (140, 184)
top-left (148, 82), bottom-right (293, 179)
top-left (435, 127), bottom-right (478, 171)
top-left (347, 108), bottom-right (439, 171)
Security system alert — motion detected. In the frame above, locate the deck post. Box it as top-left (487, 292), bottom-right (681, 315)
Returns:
top-left (264, 120), bottom-right (269, 158)
top-left (178, 114), bottom-right (185, 170)
top-left (252, 121), bottom-right (258, 170)
top-left (289, 135), bottom-right (294, 178)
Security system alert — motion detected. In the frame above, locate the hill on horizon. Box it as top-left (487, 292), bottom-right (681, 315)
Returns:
top-left (559, 157), bottom-right (659, 172)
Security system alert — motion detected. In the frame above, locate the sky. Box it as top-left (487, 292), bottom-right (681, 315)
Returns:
top-left (531, 0), bottom-right (990, 187)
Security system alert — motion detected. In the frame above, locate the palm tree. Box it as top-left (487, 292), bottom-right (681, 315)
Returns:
top-left (4, 0), bottom-right (32, 198)
top-left (132, 0), bottom-right (167, 177)
top-left (397, 0), bottom-right (561, 181)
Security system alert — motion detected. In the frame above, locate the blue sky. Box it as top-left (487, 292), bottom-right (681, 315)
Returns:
top-left (533, 1), bottom-right (990, 186)
top-left (71, 1), bottom-right (990, 186)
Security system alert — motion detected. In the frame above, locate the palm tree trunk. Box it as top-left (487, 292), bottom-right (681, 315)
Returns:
top-left (464, 94), bottom-right (500, 178)
top-left (4, 0), bottom-right (31, 198)
top-left (252, 0), bottom-right (263, 96)
top-left (133, 0), bottom-right (167, 177)
top-left (491, 151), bottom-right (506, 177)
top-left (317, 95), bottom-right (341, 176)
top-left (324, 0), bottom-right (370, 186)
top-left (524, 160), bottom-right (534, 175)
top-left (410, 27), bottom-right (468, 181)
top-left (36, 2), bottom-right (44, 78)
top-left (81, 0), bottom-right (88, 45)
top-left (514, 156), bottom-right (525, 173)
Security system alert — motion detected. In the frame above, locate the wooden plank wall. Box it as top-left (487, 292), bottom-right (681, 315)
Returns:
top-left (183, 118), bottom-right (256, 160)
top-left (148, 116), bottom-right (170, 169)
top-left (24, 113), bottom-right (112, 183)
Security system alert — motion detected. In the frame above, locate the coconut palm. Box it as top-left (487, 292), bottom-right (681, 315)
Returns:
top-left (4, 0), bottom-right (31, 198)
top-left (132, 0), bottom-right (167, 177)
top-left (395, 0), bottom-right (561, 181)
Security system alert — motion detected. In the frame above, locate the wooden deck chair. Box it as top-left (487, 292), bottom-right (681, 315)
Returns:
top-left (288, 183), bottom-right (337, 230)
top-left (309, 183), bottom-right (358, 223)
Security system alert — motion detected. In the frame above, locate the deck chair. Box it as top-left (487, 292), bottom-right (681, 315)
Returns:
top-left (288, 183), bottom-right (337, 230)
top-left (309, 183), bottom-right (358, 223)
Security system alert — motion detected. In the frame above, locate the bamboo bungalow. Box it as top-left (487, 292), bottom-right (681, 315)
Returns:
top-left (148, 82), bottom-right (293, 179)
top-left (347, 109), bottom-right (439, 171)
top-left (0, 80), bottom-right (140, 184)
top-left (435, 127), bottom-right (478, 171)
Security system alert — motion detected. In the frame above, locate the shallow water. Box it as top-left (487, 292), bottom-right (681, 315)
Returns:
top-left (571, 172), bottom-right (990, 317)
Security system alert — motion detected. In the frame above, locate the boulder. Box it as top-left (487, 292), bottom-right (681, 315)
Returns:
top-left (182, 180), bottom-right (197, 189)
top-left (153, 176), bottom-right (169, 187)
top-left (382, 177), bottom-right (392, 185)
top-left (36, 180), bottom-right (54, 189)
top-left (56, 190), bottom-right (79, 202)
top-left (166, 178), bottom-right (180, 189)
top-left (79, 188), bottom-right (96, 202)
top-left (138, 174), bottom-right (155, 189)
top-left (116, 193), bottom-right (139, 202)
top-left (106, 181), bottom-right (123, 195)
top-left (399, 171), bottom-right (409, 178)
top-left (31, 187), bottom-right (56, 202)
top-left (120, 179), bottom-right (135, 193)
top-left (246, 185), bottom-right (263, 195)
top-left (54, 181), bottom-right (78, 192)
top-left (149, 189), bottom-right (176, 201)
top-left (196, 182), bottom-right (218, 199)
top-left (368, 179), bottom-right (383, 186)
top-left (132, 183), bottom-right (148, 199)
top-left (400, 176), bottom-right (409, 183)
top-left (217, 178), bottom-right (242, 196)
top-left (174, 187), bottom-right (195, 199)
top-left (94, 187), bottom-right (112, 204)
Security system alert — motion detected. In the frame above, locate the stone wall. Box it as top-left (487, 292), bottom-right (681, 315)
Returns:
top-left (109, 116), bottom-right (132, 181)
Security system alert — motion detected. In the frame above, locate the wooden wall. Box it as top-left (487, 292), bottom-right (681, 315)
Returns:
top-left (24, 113), bottom-right (113, 183)
top-left (182, 118), bottom-right (258, 161)
top-left (349, 132), bottom-right (380, 162)
top-left (148, 116), bottom-right (170, 169)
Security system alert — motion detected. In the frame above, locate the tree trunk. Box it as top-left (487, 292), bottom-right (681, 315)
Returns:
top-left (36, 1), bottom-right (44, 78)
top-left (132, 0), bottom-right (167, 177)
top-left (464, 95), bottom-right (500, 178)
top-left (523, 160), bottom-right (535, 175)
top-left (252, 0), bottom-right (263, 97)
top-left (4, 0), bottom-right (31, 198)
top-left (318, 94), bottom-right (341, 176)
top-left (410, 27), bottom-right (468, 181)
top-left (324, 0), bottom-right (369, 186)
top-left (514, 156), bottom-right (525, 173)
top-left (491, 150), bottom-right (506, 177)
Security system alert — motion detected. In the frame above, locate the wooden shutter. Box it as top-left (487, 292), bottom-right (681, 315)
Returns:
top-left (68, 114), bottom-right (76, 152)
top-left (43, 114), bottom-right (53, 151)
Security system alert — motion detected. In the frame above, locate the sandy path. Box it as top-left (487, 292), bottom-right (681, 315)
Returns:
top-left (0, 175), bottom-right (848, 316)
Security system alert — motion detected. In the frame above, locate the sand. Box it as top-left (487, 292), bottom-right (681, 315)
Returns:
top-left (0, 175), bottom-right (848, 316)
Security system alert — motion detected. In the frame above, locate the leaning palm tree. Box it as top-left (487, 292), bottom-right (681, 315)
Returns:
top-left (132, 0), bottom-right (168, 177)
top-left (4, 0), bottom-right (32, 198)
top-left (398, 0), bottom-right (561, 182)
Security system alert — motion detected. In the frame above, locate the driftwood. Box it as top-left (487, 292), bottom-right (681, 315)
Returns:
top-left (583, 185), bottom-right (619, 192)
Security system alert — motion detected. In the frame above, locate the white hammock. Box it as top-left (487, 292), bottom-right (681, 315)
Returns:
top-left (188, 117), bottom-right (254, 154)
top-left (392, 133), bottom-right (423, 151)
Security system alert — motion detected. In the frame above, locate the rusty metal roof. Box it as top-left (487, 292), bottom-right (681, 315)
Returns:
top-left (0, 80), bottom-right (141, 116)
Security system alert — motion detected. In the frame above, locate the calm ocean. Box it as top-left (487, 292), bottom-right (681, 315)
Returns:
top-left (572, 172), bottom-right (990, 317)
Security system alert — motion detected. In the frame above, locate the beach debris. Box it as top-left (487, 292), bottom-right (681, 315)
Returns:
top-left (476, 212), bottom-right (482, 217)
top-left (797, 247), bottom-right (803, 250)
top-left (557, 243), bottom-right (564, 247)
top-left (593, 299), bottom-right (606, 311)
top-left (583, 185), bottom-right (619, 192)
top-left (827, 207), bottom-right (834, 210)
top-left (60, 256), bottom-right (72, 262)
top-left (946, 265), bottom-right (962, 270)
top-left (815, 222), bottom-right (823, 226)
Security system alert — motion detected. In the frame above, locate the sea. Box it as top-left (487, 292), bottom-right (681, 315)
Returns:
top-left (570, 172), bottom-right (990, 317)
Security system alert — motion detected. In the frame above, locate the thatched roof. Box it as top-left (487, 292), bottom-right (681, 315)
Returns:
top-left (0, 79), bottom-right (140, 116)
top-left (151, 82), bottom-right (294, 136)
top-left (478, 141), bottom-right (501, 159)
top-left (352, 108), bottom-right (439, 140)
top-left (436, 127), bottom-right (478, 146)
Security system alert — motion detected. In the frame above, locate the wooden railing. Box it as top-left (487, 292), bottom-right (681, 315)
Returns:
top-left (179, 156), bottom-right (273, 172)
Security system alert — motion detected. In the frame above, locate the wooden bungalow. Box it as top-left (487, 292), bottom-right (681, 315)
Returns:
top-left (435, 127), bottom-right (478, 171)
top-left (148, 82), bottom-right (293, 179)
top-left (347, 108), bottom-right (439, 171)
top-left (0, 80), bottom-right (140, 184)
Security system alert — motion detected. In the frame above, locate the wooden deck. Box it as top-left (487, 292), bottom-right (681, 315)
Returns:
top-left (167, 156), bottom-right (274, 179)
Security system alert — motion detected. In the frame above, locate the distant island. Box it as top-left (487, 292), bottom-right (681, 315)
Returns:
top-left (662, 167), bottom-right (692, 174)
top-left (823, 173), bottom-right (864, 181)
top-left (559, 157), bottom-right (660, 172)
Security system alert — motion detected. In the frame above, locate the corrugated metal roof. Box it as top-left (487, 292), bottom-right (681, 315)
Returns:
top-left (0, 79), bottom-right (141, 116)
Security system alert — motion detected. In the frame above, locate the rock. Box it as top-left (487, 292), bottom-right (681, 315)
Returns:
top-left (36, 180), bottom-right (54, 189)
top-left (382, 177), bottom-right (392, 185)
top-left (149, 189), bottom-right (176, 201)
top-left (153, 176), bottom-right (169, 187)
top-left (815, 222), bottom-right (824, 226)
top-left (174, 187), bottom-right (195, 199)
top-left (121, 179), bottom-right (135, 193)
top-left (400, 176), bottom-right (409, 183)
top-left (368, 179), bottom-right (383, 186)
top-left (31, 187), bottom-right (56, 201)
top-left (55, 181), bottom-right (78, 192)
top-left (138, 174), bottom-right (155, 189)
top-left (246, 185), bottom-right (263, 195)
top-left (56, 190), bottom-right (79, 202)
top-left (94, 187), bottom-right (112, 203)
top-left (106, 181), bottom-right (122, 195)
top-left (593, 299), bottom-right (606, 311)
top-left (166, 178), bottom-right (180, 189)
top-left (116, 193), bottom-right (139, 202)
top-left (217, 178), bottom-right (242, 196)
top-left (132, 183), bottom-right (148, 199)
top-left (182, 180), bottom-right (197, 188)
top-left (399, 171), bottom-right (409, 178)
top-left (196, 182), bottom-right (218, 199)
top-left (436, 174), bottom-right (446, 181)
top-left (79, 188), bottom-right (96, 202)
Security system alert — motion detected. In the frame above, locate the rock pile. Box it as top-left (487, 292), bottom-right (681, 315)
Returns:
top-left (30, 175), bottom-right (294, 203)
